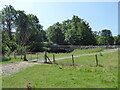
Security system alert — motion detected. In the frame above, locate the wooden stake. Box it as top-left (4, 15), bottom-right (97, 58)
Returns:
top-left (37, 53), bottom-right (38, 61)
top-left (44, 51), bottom-right (47, 63)
top-left (21, 54), bottom-right (22, 59)
top-left (95, 54), bottom-right (98, 67)
top-left (46, 56), bottom-right (52, 64)
top-left (31, 52), bottom-right (32, 60)
top-left (53, 54), bottom-right (55, 63)
top-left (24, 54), bottom-right (27, 61)
top-left (72, 55), bottom-right (74, 66)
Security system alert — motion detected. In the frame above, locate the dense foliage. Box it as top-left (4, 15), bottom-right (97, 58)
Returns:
top-left (1, 5), bottom-right (46, 59)
top-left (46, 15), bottom-right (97, 45)
top-left (0, 5), bottom-right (119, 58)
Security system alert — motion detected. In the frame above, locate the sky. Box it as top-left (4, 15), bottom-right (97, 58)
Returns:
top-left (0, 0), bottom-right (118, 36)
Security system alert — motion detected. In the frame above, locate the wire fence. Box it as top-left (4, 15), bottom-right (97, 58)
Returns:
top-left (2, 52), bottom-right (45, 62)
top-left (2, 45), bottom-right (119, 63)
top-left (26, 52), bottom-right (45, 62)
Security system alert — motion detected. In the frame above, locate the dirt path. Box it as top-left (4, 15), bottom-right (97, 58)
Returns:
top-left (1, 49), bottom-right (118, 76)
top-left (1, 62), bottom-right (41, 75)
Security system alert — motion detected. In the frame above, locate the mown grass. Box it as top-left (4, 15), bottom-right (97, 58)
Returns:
top-left (2, 51), bottom-right (118, 88)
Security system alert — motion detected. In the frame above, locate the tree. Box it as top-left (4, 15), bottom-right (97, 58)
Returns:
top-left (1, 5), bottom-right (45, 58)
top-left (1, 6), bottom-right (17, 56)
top-left (46, 22), bottom-right (65, 45)
top-left (15, 11), bottom-right (34, 60)
top-left (15, 11), bottom-right (30, 47)
top-left (97, 36), bottom-right (108, 45)
top-left (15, 11), bottom-right (44, 53)
top-left (117, 35), bottom-right (120, 45)
top-left (26, 14), bottom-right (44, 52)
top-left (62, 15), bottom-right (96, 45)
top-left (101, 29), bottom-right (112, 37)
top-left (114, 35), bottom-right (120, 45)
top-left (46, 15), bottom-right (97, 45)
top-left (92, 31), bottom-right (99, 37)
top-left (1, 5), bottom-right (16, 40)
top-left (2, 32), bottom-right (17, 57)
top-left (61, 19), bottom-right (71, 34)
top-left (41, 30), bottom-right (48, 42)
top-left (101, 29), bottom-right (114, 45)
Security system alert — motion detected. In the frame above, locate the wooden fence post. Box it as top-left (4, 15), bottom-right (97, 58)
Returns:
top-left (37, 53), bottom-right (38, 61)
top-left (44, 51), bottom-right (47, 63)
top-left (21, 54), bottom-right (22, 59)
top-left (24, 53), bottom-right (27, 61)
top-left (53, 54), bottom-right (55, 63)
top-left (46, 56), bottom-right (52, 64)
top-left (95, 54), bottom-right (98, 67)
top-left (31, 52), bottom-right (32, 60)
top-left (72, 55), bottom-right (74, 66)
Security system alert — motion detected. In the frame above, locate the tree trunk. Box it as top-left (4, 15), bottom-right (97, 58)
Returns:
top-left (21, 54), bottom-right (22, 59)
top-left (8, 21), bottom-right (12, 40)
top-left (24, 54), bottom-right (27, 61)
top-left (14, 53), bottom-right (16, 59)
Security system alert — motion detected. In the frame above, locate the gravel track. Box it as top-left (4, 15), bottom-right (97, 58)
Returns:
top-left (1, 62), bottom-right (41, 75)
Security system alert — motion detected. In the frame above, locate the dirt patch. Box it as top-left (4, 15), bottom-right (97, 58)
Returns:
top-left (1, 61), bottom-right (41, 75)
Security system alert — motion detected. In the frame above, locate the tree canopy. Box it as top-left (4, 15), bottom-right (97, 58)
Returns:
top-left (1, 5), bottom-right (46, 57)
top-left (46, 15), bottom-right (97, 45)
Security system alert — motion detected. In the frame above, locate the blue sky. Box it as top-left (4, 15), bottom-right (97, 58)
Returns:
top-left (0, 1), bottom-right (118, 36)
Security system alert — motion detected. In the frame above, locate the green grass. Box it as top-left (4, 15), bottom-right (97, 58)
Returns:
top-left (0, 64), bottom-right (2, 90)
top-left (56, 51), bottom-right (118, 67)
top-left (2, 51), bottom-right (118, 88)
top-left (47, 48), bottom-right (103, 59)
top-left (26, 48), bottom-right (103, 60)
top-left (1, 57), bottom-right (23, 64)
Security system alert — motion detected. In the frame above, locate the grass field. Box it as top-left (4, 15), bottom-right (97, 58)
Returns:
top-left (47, 48), bottom-right (103, 60)
top-left (2, 51), bottom-right (118, 88)
top-left (1, 48), bottom-right (103, 64)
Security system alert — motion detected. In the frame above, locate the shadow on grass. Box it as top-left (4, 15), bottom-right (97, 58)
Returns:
top-left (1, 57), bottom-right (12, 62)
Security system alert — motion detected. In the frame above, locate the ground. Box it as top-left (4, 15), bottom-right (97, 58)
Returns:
top-left (1, 48), bottom-right (118, 88)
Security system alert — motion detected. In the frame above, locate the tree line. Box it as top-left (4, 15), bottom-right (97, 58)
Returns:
top-left (0, 5), bottom-right (120, 58)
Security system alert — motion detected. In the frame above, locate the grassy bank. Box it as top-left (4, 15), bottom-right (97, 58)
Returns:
top-left (2, 51), bottom-right (118, 88)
